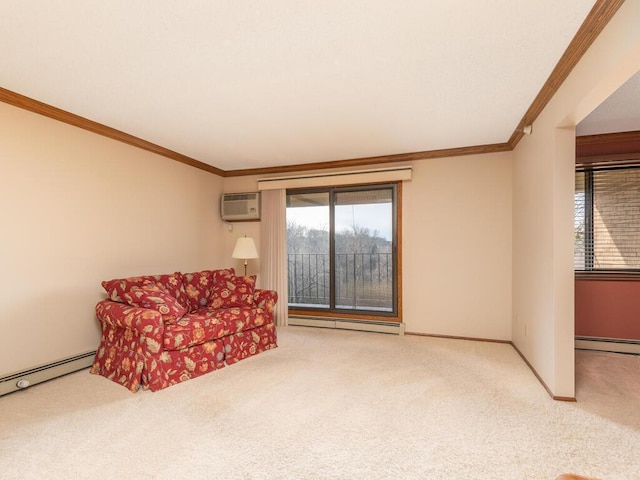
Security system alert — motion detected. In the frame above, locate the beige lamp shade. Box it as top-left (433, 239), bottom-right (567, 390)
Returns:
top-left (232, 236), bottom-right (258, 275)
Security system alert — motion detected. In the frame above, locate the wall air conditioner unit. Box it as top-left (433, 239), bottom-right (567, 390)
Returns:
top-left (221, 192), bottom-right (261, 221)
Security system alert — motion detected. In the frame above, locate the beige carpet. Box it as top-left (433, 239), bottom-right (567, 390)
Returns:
top-left (0, 327), bottom-right (638, 480)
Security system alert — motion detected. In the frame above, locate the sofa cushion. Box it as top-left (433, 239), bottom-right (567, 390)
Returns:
top-left (182, 268), bottom-right (235, 312)
top-left (163, 310), bottom-right (230, 351)
top-left (162, 306), bottom-right (266, 351)
top-left (122, 284), bottom-right (187, 324)
top-left (102, 272), bottom-right (189, 308)
top-left (211, 275), bottom-right (256, 308)
top-left (216, 306), bottom-right (269, 333)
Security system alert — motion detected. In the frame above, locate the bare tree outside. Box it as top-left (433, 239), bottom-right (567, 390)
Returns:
top-left (287, 220), bottom-right (330, 307)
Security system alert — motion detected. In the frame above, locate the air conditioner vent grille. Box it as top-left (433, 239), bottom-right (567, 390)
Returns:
top-left (225, 193), bottom-right (256, 202)
top-left (221, 192), bottom-right (261, 221)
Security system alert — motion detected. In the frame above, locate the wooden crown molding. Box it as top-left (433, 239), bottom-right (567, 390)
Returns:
top-left (0, 83), bottom-right (511, 177)
top-left (223, 143), bottom-right (512, 177)
top-left (575, 271), bottom-right (640, 281)
top-left (0, 87), bottom-right (224, 177)
top-left (0, 0), bottom-right (625, 177)
top-left (576, 130), bottom-right (640, 161)
top-left (508, 0), bottom-right (626, 149)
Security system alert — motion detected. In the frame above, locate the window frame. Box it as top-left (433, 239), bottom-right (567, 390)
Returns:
top-left (286, 182), bottom-right (402, 321)
top-left (575, 163), bottom-right (640, 280)
top-left (574, 131), bottom-right (640, 281)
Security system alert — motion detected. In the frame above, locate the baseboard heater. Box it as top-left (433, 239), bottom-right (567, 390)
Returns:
top-left (0, 351), bottom-right (96, 397)
top-left (288, 315), bottom-right (405, 335)
top-left (575, 336), bottom-right (640, 355)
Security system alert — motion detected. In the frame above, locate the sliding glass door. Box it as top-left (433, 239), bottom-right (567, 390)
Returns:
top-left (286, 191), bottom-right (331, 309)
top-left (286, 184), bottom-right (398, 317)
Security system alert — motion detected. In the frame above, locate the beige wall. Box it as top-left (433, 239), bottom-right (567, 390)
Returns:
top-left (0, 103), bottom-right (225, 377)
top-left (223, 153), bottom-right (513, 340)
top-left (403, 153), bottom-right (513, 339)
top-left (512, 0), bottom-right (640, 398)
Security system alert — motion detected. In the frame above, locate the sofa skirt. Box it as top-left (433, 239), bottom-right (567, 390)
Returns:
top-left (90, 322), bottom-right (147, 393)
top-left (92, 323), bottom-right (277, 392)
top-left (148, 338), bottom-right (227, 391)
top-left (223, 323), bottom-right (278, 365)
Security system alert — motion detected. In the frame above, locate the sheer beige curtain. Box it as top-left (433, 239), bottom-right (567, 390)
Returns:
top-left (259, 189), bottom-right (288, 326)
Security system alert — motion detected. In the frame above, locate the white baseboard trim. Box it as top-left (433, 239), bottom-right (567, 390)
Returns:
top-left (575, 336), bottom-right (640, 355)
top-left (0, 351), bottom-right (96, 397)
top-left (289, 315), bottom-right (405, 335)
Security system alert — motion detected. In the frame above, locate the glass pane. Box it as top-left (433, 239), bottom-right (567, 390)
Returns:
top-left (593, 168), bottom-right (640, 269)
top-left (334, 189), bottom-right (393, 312)
top-left (574, 172), bottom-right (585, 270)
top-left (286, 192), bottom-right (330, 308)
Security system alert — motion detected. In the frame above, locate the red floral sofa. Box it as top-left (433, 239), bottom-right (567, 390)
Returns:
top-left (91, 268), bottom-right (277, 392)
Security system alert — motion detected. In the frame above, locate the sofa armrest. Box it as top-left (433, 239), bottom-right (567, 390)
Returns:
top-left (254, 289), bottom-right (278, 314)
top-left (95, 300), bottom-right (164, 348)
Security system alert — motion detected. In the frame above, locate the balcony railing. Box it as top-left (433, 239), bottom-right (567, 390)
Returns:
top-left (287, 252), bottom-right (393, 312)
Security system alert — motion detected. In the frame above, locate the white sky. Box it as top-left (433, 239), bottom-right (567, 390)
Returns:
top-left (287, 204), bottom-right (392, 241)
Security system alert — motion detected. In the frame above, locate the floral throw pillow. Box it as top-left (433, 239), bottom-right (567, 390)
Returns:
top-left (182, 270), bottom-right (214, 312)
top-left (123, 284), bottom-right (187, 324)
top-left (211, 275), bottom-right (256, 308)
top-left (102, 272), bottom-right (188, 308)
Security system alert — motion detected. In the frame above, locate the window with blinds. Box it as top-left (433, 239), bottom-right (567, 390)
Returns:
top-left (574, 166), bottom-right (640, 271)
top-left (574, 172), bottom-right (586, 270)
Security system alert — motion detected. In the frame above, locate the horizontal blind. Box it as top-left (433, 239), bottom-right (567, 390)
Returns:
top-left (589, 168), bottom-right (640, 269)
top-left (574, 172), bottom-right (586, 270)
top-left (334, 188), bottom-right (392, 206)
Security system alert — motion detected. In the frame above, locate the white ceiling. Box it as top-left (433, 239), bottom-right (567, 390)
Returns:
top-left (1, 1), bottom-right (599, 171)
top-left (577, 69), bottom-right (640, 136)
